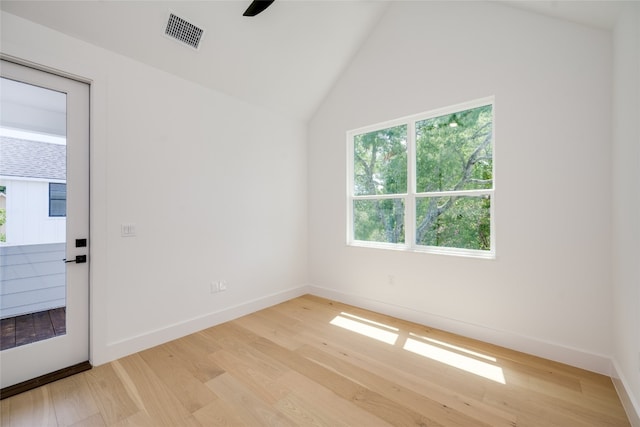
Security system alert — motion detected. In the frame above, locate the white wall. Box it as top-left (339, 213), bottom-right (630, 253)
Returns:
top-left (1, 11), bottom-right (308, 364)
top-left (308, 1), bottom-right (613, 373)
top-left (612, 2), bottom-right (640, 421)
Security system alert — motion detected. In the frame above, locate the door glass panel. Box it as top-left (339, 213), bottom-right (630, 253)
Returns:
top-left (0, 77), bottom-right (67, 350)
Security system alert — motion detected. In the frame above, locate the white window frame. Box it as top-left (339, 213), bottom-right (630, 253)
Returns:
top-left (347, 97), bottom-right (495, 259)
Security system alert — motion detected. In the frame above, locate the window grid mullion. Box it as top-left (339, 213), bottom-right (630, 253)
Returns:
top-left (406, 120), bottom-right (416, 249)
top-left (351, 194), bottom-right (407, 200)
top-left (415, 189), bottom-right (493, 198)
top-left (346, 130), bottom-right (355, 244)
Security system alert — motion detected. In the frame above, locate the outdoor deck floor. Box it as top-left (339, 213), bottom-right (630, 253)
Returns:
top-left (0, 308), bottom-right (66, 351)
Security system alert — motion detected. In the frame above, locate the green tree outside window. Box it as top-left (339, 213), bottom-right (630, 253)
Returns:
top-left (349, 100), bottom-right (494, 255)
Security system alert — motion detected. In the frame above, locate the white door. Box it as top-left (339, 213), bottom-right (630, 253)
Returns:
top-left (0, 59), bottom-right (90, 390)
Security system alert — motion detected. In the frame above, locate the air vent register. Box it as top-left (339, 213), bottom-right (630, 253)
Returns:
top-left (164, 13), bottom-right (204, 50)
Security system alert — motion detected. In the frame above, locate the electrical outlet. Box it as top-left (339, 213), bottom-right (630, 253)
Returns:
top-left (210, 280), bottom-right (227, 294)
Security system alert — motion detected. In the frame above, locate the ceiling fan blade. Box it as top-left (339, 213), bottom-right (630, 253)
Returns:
top-left (243, 0), bottom-right (275, 17)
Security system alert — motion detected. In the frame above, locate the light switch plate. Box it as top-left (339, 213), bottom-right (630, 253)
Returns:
top-left (121, 223), bottom-right (136, 237)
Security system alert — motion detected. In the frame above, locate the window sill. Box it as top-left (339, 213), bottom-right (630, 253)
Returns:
top-left (348, 241), bottom-right (495, 260)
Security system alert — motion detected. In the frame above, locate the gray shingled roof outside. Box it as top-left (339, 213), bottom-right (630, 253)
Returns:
top-left (0, 136), bottom-right (66, 180)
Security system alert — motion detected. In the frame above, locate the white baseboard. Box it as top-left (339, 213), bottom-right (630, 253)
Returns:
top-left (308, 285), bottom-right (612, 376)
top-left (612, 360), bottom-right (640, 427)
top-left (98, 285), bottom-right (310, 365)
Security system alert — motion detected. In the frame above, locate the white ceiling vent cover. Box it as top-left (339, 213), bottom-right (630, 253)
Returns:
top-left (164, 13), bottom-right (204, 50)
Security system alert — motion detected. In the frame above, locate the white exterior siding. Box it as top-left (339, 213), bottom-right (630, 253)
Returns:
top-left (0, 177), bottom-right (66, 246)
top-left (0, 177), bottom-right (66, 319)
top-left (0, 243), bottom-right (65, 319)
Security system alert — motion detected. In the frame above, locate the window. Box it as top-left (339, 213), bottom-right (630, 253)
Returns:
top-left (347, 98), bottom-right (494, 258)
top-left (49, 183), bottom-right (67, 217)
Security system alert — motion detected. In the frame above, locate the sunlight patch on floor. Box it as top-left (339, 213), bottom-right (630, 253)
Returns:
top-left (408, 333), bottom-right (497, 362)
top-left (330, 312), bottom-right (399, 345)
top-left (403, 336), bottom-right (505, 384)
top-left (329, 312), bottom-right (505, 384)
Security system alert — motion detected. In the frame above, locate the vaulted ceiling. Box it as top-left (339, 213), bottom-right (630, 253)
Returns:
top-left (0, 1), bottom-right (627, 122)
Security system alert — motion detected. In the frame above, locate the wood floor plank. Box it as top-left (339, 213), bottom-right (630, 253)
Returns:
top-left (161, 334), bottom-right (225, 383)
top-left (0, 385), bottom-right (58, 427)
top-left (32, 310), bottom-right (55, 341)
top-left (138, 344), bottom-right (217, 413)
top-left (206, 372), bottom-right (297, 426)
top-left (581, 378), bottom-right (633, 420)
top-left (112, 355), bottom-right (200, 426)
top-left (0, 309), bottom-right (66, 350)
top-left (292, 308), bottom-right (490, 401)
top-left (487, 383), bottom-right (629, 427)
top-left (84, 364), bottom-right (140, 425)
top-left (14, 314), bottom-right (36, 347)
top-left (199, 321), bottom-right (261, 351)
top-left (205, 328), bottom-right (292, 380)
top-left (69, 413), bottom-right (107, 427)
top-left (250, 335), bottom-right (448, 426)
top-left (108, 411), bottom-right (159, 427)
top-left (49, 308), bottom-right (66, 335)
top-left (48, 371), bottom-right (100, 426)
top-left (276, 370), bottom-right (394, 427)
top-left (300, 331), bottom-right (517, 426)
top-left (233, 308), bottom-right (305, 351)
top-left (297, 343), bottom-right (496, 427)
top-left (274, 391), bottom-right (354, 427)
top-left (513, 371), bottom-right (626, 419)
top-left (0, 317), bottom-right (16, 350)
top-left (208, 348), bottom-right (290, 405)
top-left (0, 295), bottom-right (630, 426)
top-left (192, 398), bottom-right (248, 426)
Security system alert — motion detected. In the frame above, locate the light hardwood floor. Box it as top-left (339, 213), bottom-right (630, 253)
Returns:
top-left (1, 294), bottom-right (630, 426)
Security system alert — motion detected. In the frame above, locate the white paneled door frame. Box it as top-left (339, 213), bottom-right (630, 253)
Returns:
top-left (0, 59), bottom-right (90, 391)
